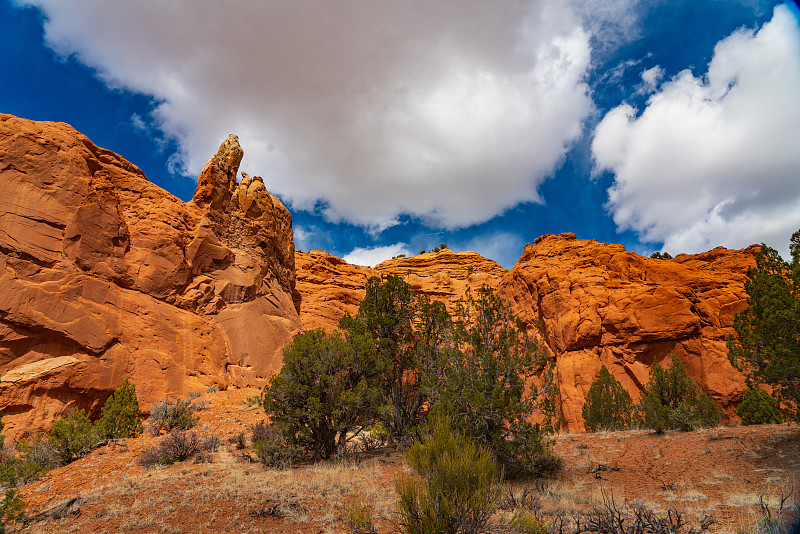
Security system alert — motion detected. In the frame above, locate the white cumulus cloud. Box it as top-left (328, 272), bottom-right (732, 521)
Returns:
top-left (592, 4), bottom-right (800, 256)
top-left (19, 0), bottom-right (596, 232)
top-left (343, 243), bottom-right (411, 268)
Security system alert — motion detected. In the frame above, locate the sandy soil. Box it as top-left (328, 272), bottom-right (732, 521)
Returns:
top-left (13, 389), bottom-right (799, 533)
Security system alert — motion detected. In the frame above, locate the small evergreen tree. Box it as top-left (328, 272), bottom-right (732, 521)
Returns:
top-left (0, 489), bottom-right (25, 534)
top-left (339, 275), bottom-right (423, 441)
top-left (262, 328), bottom-right (385, 459)
top-left (395, 417), bottom-right (503, 534)
top-left (427, 286), bottom-right (561, 477)
top-left (736, 387), bottom-right (783, 425)
top-left (97, 379), bottom-right (143, 439)
top-left (582, 365), bottom-right (637, 431)
top-left (728, 230), bottom-right (800, 421)
top-left (639, 355), bottom-right (722, 432)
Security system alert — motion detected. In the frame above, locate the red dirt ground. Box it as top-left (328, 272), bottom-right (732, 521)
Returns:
top-left (12, 389), bottom-right (799, 533)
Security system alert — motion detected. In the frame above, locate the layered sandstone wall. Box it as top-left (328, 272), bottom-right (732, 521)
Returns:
top-left (0, 114), bottom-right (301, 438)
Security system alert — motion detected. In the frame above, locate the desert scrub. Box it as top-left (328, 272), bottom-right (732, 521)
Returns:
top-left (250, 421), bottom-right (300, 467)
top-left (138, 429), bottom-right (218, 466)
top-left (574, 489), bottom-right (716, 534)
top-left (146, 397), bottom-right (198, 435)
top-left (395, 417), bottom-right (503, 534)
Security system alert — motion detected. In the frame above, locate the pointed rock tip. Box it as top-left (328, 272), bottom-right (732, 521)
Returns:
top-left (214, 134), bottom-right (244, 177)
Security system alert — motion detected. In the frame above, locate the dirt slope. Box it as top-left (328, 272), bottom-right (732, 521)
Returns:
top-left (16, 389), bottom-right (799, 533)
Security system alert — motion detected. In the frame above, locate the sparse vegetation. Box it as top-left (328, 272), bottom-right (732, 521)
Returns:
top-left (419, 244), bottom-right (449, 255)
top-left (138, 429), bottom-right (218, 466)
top-left (147, 397), bottom-right (198, 436)
top-left (639, 354), bottom-right (722, 432)
top-left (582, 365), bottom-right (638, 432)
top-left (573, 489), bottom-right (716, 534)
top-left (650, 251), bottom-right (673, 260)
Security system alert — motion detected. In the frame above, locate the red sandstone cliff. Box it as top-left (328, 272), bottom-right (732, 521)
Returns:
top-left (295, 234), bottom-right (754, 431)
top-left (0, 113), bottom-right (756, 437)
top-left (0, 114), bottom-right (301, 438)
top-left (498, 233), bottom-right (753, 430)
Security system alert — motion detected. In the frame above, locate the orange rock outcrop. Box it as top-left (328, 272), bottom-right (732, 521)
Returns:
top-left (376, 249), bottom-right (506, 313)
top-left (295, 248), bottom-right (507, 331)
top-left (0, 114), bottom-right (301, 438)
top-left (498, 233), bottom-right (753, 430)
top-left (295, 235), bottom-right (754, 432)
top-left (295, 250), bottom-right (377, 331)
top-left (0, 112), bottom-right (756, 437)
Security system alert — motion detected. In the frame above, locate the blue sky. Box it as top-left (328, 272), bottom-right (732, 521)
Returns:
top-left (2, 1), bottom-right (799, 268)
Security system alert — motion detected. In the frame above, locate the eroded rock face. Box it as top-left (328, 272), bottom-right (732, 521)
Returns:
top-left (295, 248), bottom-right (506, 331)
top-left (498, 233), bottom-right (753, 431)
top-left (0, 114), bottom-right (301, 439)
top-left (295, 250), bottom-right (378, 331)
top-left (295, 235), bottom-right (753, 432)
top-left (376, 249), bottom-right (506, 314)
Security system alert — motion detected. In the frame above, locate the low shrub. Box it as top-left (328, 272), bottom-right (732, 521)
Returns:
top-left (506, 510), bottom-right (548, 534)
top-left (737, 388), bottom-right (784, 425)
top-left (575, 489), bottom-right (715, 534)
top-left (360, 421), bottom-right (388, 452)
top-left (47, 409), bottom-right (97, 465)
top-left (251, 422), bottom-right (301, 468)
top-left (345, 502), bottom-right (377, 534)
top-left (230, 431), bottom-right (246, 450)
top-left (249, 420), bottom-right (272, 444)
top-left (147, 398), bottom-right (198, 436)
top-left (395, 417), bottom-right (503, 534)
top-left (138, 429), bottom-right (217, 466)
